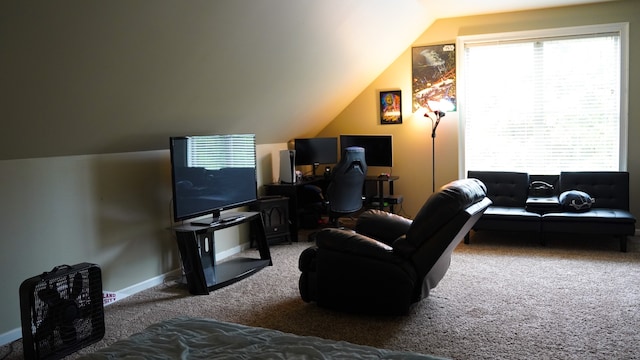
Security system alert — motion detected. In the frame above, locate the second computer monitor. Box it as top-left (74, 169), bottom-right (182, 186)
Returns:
top-left (339, 135), bottom-right (393, 167)
top-left (294, 137), bottom-right (338, 166)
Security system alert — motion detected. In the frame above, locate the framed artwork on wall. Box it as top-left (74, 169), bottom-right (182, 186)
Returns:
top-left (380, 90), bottom-right (402, 124)
top-left (412, 43), bottom-right (456, 113)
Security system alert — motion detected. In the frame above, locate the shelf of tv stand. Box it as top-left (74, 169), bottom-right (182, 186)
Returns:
top-left (205, 257), bottom-right (271, 291)
top-left (172, 211), bottom-right (272, 295)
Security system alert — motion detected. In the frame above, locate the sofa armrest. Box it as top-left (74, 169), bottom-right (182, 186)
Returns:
top-left (315, 228), bottom-right (400, 263)
top-left (354, 209), bottom-right (412, 246)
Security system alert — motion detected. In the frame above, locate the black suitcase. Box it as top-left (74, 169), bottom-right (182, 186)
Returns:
top-left (19, 263), bottom-right (105, 360)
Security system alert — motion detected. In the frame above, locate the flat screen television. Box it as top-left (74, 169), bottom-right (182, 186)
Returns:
top-left (294, 137), bottom-right (338, 175)
top-left (339, 135), bottom-right (393, 167)
top-left (169, 134), bottom-right (258, 225)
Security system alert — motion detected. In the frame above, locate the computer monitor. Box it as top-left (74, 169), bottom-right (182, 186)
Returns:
top-left (339, 135), bottom-right (393, 167)
top-left (294, 137), bottom-right (338, 171)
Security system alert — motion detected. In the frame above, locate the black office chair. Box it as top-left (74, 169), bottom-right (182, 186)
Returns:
top-left (324, 146), bottom-right (368, 226)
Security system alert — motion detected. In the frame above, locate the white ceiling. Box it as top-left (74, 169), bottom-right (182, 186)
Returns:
top-left (418, 0), bottom-right (613, 18)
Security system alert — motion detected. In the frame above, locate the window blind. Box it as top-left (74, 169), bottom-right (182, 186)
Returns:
top-left (187, 134), bottom-right (256, 169)
top-left (460, 27), bottom-right (624, 174)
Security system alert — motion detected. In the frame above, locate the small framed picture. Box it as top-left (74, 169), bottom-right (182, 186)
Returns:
top-left (380, 90), bottom-right (402, 124)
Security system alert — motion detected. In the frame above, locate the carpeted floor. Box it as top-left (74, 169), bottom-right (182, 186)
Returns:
top-left (3, 230), bottom-right (639, 360)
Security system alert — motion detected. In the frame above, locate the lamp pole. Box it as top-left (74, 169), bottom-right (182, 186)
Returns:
top-left (425, 110), bottom-right (445, 193)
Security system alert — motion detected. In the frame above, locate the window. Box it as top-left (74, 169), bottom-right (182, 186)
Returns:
top-left (457, 23), bottom-right (628, 175)
top-left (187, 134), bottom-right (256, 169)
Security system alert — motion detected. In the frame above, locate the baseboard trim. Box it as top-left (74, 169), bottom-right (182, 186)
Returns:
top-left (107, 243), bottom-right (246, 304)
top-left (104, 268), bottom-right (184, 306)
top-left (0, 328), bottom-right (21, 351)
top-left (217, 243), bottom-right (248, 261)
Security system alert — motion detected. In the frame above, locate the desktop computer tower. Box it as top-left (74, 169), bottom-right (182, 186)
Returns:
top-left (279, 149), bottom-right (296, 183)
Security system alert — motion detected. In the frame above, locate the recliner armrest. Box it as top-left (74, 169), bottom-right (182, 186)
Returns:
top-left (315, 228), bottom-right (400, 263)
top-left (355, 209), bottom-right (412, 246)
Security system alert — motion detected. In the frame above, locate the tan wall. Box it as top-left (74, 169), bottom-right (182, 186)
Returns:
top-left (0, 143), bottom-right (286, 341)
top-left (319, 0), bottom-right (640, 220)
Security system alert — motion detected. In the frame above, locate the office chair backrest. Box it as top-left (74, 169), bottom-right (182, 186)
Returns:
top-left (326, 146), bottom-right (367, 214)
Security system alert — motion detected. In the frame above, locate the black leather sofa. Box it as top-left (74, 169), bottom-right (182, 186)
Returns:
top-left (298, 178), bottom-right (491, 315)
top-left (465, 171), bottom-right (636, 252)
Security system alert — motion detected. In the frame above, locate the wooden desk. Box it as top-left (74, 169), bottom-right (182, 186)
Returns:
top-left (266, 176), bottom-right (402, 237)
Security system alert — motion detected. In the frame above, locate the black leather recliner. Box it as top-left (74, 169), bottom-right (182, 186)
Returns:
top-left (298, 178), bottom-right (491, 315)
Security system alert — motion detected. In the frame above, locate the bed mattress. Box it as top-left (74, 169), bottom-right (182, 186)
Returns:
top-left (78, 316), bottom-right (445, 359)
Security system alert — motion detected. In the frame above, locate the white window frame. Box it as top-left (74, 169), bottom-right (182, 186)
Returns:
top-left (456, 23), bottom-right (629, 177)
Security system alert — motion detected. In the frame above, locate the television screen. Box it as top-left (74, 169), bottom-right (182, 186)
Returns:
top-left (339, 135), bottom-right (393, 167)
top-left (294, 137), bottom-right (338, 166)
top-left (170, 134), bottom-right (257, 223)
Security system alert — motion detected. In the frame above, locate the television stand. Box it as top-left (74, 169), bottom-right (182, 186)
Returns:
top-left (190, 213), bottom-right (247, 227)
top-left (172, 211), bottom-right (272, 295)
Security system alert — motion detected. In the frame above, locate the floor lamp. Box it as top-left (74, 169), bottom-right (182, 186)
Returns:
top-left (425, 110), bottom-right (445, 193)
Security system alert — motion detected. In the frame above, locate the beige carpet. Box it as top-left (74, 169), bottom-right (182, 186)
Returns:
top-left (3, 231), bottom-right (639, 360)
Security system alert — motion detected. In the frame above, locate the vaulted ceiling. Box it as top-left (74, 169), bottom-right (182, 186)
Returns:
top-left (0, 0), bottom-right (614, 159)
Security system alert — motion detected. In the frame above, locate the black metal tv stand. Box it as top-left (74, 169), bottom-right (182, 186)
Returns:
top-left (172, 211), bottom-right (272, 295)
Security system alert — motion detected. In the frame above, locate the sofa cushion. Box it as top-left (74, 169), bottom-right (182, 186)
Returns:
top-left (482, 206), bottom-right (541, 219)
top-left (559, 171), bottom-right (630, 210)
top-left (468, 171), bottom-right (529, 207)
top-left (473, 206), bottom-right (541, 232)
top-left (542, 208), bottom-right (635, 223)
top-left (559, 190), bottom-right (595, 212)
top-left (541, 209), bottom-right (636, 235)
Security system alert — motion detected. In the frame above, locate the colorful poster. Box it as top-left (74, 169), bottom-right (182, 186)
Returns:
top-left (380, 90), bottom-right (402, 124)
top-left (412, 44), bottom-right (456, 113)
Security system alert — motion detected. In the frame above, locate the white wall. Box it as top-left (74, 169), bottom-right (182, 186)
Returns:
top-left (0, 142), bottom-right (285, 345)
